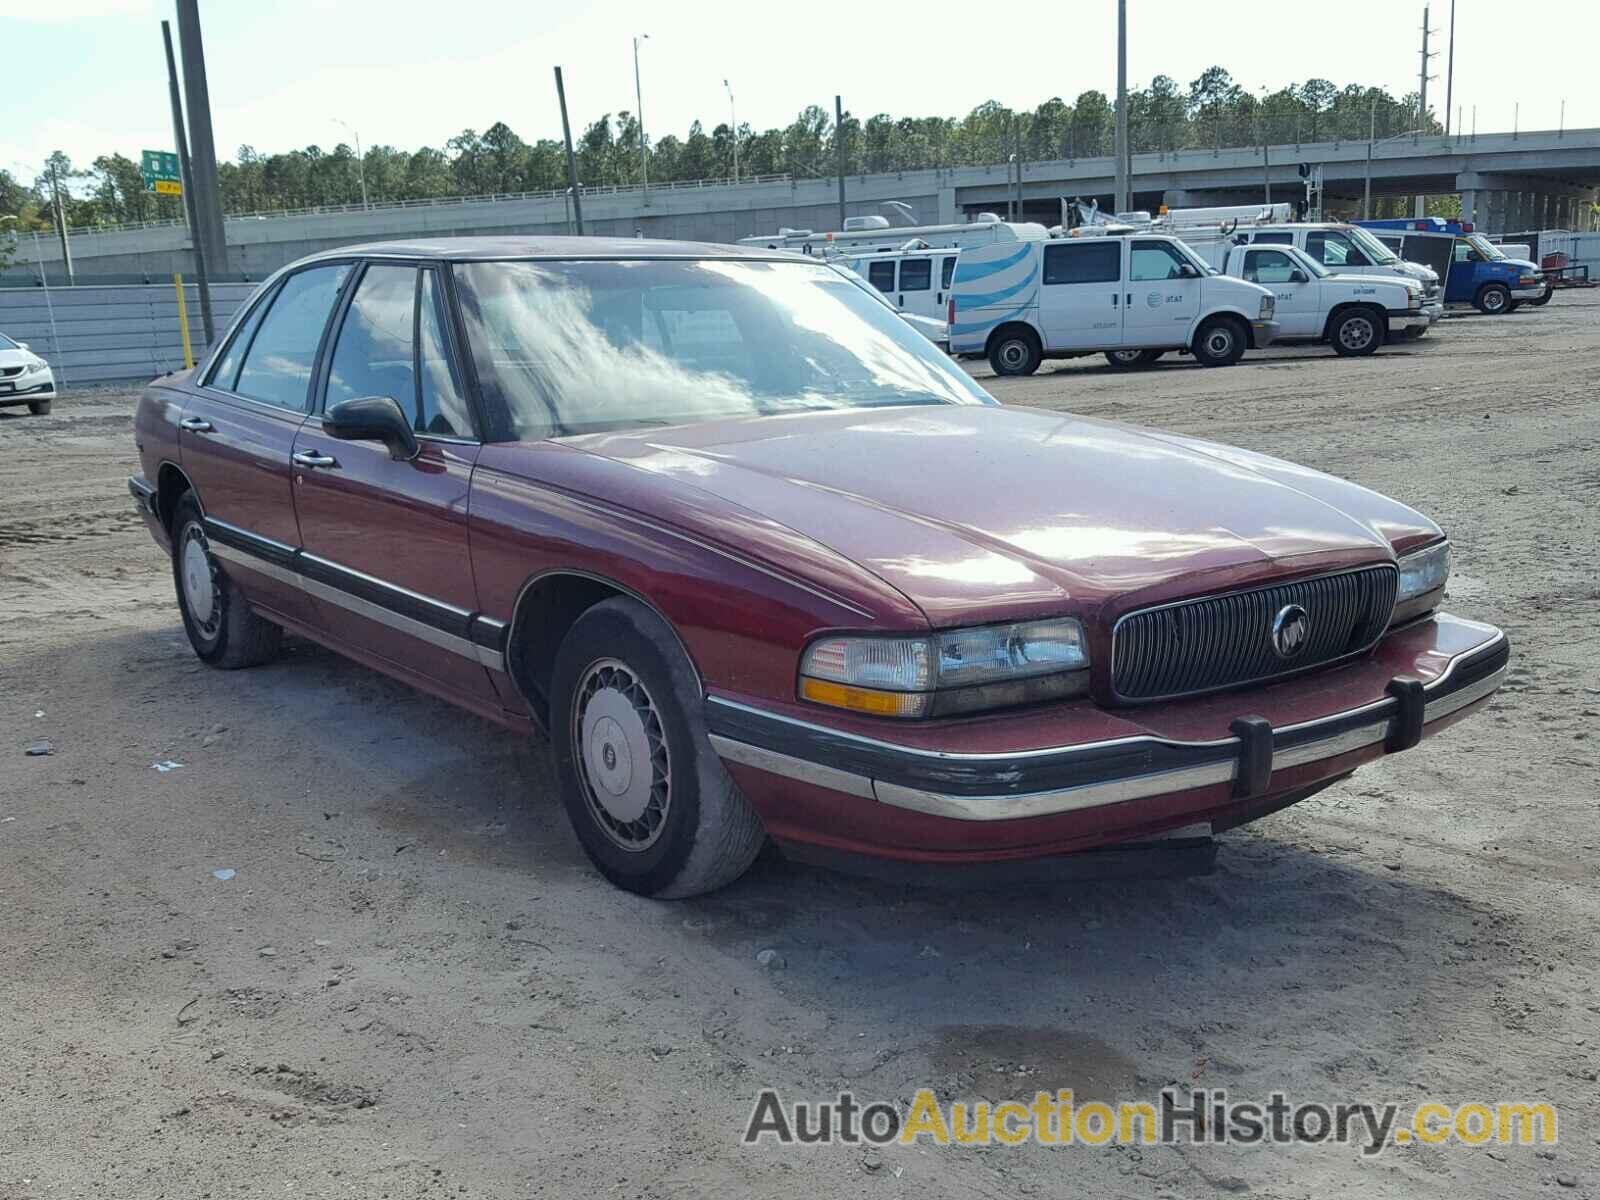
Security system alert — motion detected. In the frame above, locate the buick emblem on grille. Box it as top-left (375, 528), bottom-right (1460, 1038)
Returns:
top-left (1271, 604), bottom-right (1310, 659)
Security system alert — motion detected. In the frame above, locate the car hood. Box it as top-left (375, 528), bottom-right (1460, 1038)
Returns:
top-left (0, 348), bottom-right (40, 368)
top-left (561, 405), bottom-right (1438, 628)
top-left (1390, 260), bottom-right (1438, 285)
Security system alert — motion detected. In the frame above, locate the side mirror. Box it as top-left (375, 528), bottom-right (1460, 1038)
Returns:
top-left (1178, 263), bottom-right (1202, 279)
top-left (16, 341), bottom-right (28, 350)
top-left (323, 395), bottom-right (419, 461)
top-left (1289, 269), bottom-right (1309, 284)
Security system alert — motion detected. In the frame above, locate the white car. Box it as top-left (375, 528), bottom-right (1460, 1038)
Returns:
top-left (0, 332), bottom-right (55, 415)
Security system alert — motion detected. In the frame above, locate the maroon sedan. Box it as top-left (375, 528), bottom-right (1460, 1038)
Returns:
top-left (129, 237), bottom-right (1507, 897)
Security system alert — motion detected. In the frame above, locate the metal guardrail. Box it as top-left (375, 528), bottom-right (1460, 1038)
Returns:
top-left (63, 172), bottom-right (797, 238)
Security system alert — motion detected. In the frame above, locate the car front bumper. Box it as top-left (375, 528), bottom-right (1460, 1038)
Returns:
top-left (1250, 318), bottom-right (1281, 348)
top-left (0, 373), bottom-right (54, 405)
top-left (1387, 309), bottom-right (1431, 334)
top-left (706, 613), bottom-right (1507, 863)
top-left (1512, 282), bottom-right (1549, 301)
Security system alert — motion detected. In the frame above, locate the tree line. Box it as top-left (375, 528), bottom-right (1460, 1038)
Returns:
top-left (3, 66), bottom-right (1438, 233)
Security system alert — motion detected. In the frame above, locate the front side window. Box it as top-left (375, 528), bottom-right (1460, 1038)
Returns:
top-left (1043, 241), bottom-right (1120, 285)
top-left (867, 260), bottom-right (895, 292)
top-left (1129, 240), bottom-right (1191, 282)
top-left (1306, 230), bottom-right (1369, 268)
top-left (326, 264), bottom-right (417, 415)
top-left (234, 264), bottom-right (351, 411)
top-left (1242, 249), bottom-right (1298, 284)
top-left (453, 257), bottom-right (995, 441)
top-left (899, 258), bottom-right (932, 291)
top-left (418, 271), bottom-right (470, 436)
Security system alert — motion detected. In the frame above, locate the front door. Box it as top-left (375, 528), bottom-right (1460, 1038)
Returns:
top-left (290, 261), bottom-right (500, 705)
top-left (178, 262), bottom-right (354, 626)
top-left (1038, 240), bottom-right (1122, 349)
top-left (1120, 240), bottom-right (1203, 347)
top-left (1237, 246), bottom-right (1320, 338)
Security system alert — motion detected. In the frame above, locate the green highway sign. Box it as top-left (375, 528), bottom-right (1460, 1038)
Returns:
top-left (141, 149), bottom-right (182, 197)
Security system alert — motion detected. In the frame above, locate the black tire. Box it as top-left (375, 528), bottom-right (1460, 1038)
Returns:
top-left (1475, 284), bottom-right (1511, 315)
top-left (170, 493), bottom-right (282, 669)
top-left (1191, 316), bottom-right (1246, 367)
top-left (1104, 348), bottom-right (1164, 369)
top-left (1404, 325), bottom-right (1429, 340)
top-left (1330, 308), bottom-right (1383, 357)
top-left (549, 596), bottom-right (765, 898)
top-left (987, 327), bottom-right (1042, 376)
top-left (1507, 300), bottom-right (1522, 312)
top-left (1528, 286), bottom-right (1553, 307)
top-left (27, 400), bottom-right (51, 416)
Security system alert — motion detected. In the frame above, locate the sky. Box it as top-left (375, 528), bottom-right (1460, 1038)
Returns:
top-left (4, 0), bottom-right (1598, 188)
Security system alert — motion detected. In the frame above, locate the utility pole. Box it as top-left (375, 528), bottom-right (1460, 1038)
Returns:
top-left (725, 79), bottom-right (737, 183)
top-left (46, 158), bottom-right (74, 285)
top-left (1014, 114), bottom-right (1025, 223)
top-left (1444, 0), bottom-right (1456, 134)
top-left (175, 0), bottom-right (227, 281)
top-left (632, 34), bottom-right (649, 204)
top-left (334, 118), bottom-right (368, 209)
top-left (835, 95), bottom-right (848, 230)
top-left (1113, 0), bottom-right (1129, 214)
top-left (1415, 2), bottom-right (1437, 217)
top-left (554, 67), bottom-right (583, 234)
top-left (1363, 95), bottom-right (1376, 220)
top-left (161, 18), bottom-right (213, 342)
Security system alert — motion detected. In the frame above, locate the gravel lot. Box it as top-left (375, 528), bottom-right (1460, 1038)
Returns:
top-left (2, 295), bottom-right (1597, 1198)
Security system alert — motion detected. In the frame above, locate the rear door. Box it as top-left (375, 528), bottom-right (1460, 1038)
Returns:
top-left (1120, 239), bottom-right (1203, 347)
top-left (866, 259), bottom-right (896, 296)
top-left (937, 253), bottom-right (957, 316)
top-left (894, 255), bottom-right (935, 317)
top-left (1038, 240), bottom-right (1122, 349)
top-left (178, 262), bottom-right (353, 625)
top-left (1237, 247), bottom-right (1320, 337)
top-left (289, 260), bottom-right (500, 704)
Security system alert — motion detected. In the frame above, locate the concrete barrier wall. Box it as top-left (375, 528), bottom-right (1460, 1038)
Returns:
top-left (0, 282), bottom-right (258, 386)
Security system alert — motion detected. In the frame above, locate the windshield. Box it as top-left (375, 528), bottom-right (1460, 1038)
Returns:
top-left (1468, 234), bottom-right (1507, 260)
top-left (1348, 227), bottom-right (1399, 264)
top-left (454, 258), bottom-right (995, 441)
top-left (0, 332), bottom-right (18, 350)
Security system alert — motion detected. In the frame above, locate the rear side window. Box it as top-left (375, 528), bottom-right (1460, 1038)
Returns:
top-left (234, 264), bottom-right (351, 411)
top-left (1242, 249), bottom-right (1298, 284)
top-left (205, 286), bottom-right (275, 391)
top-left (1043, 241), bottom-right (1120, 285)
top-left (899, 258), bottom-right (932, 291)
top-left (940, 256), bottom-right (956, 289)
top-left (867, 260), bottom-right (895, 292)
top-left (1251, 232), bottom-right (1294, 245)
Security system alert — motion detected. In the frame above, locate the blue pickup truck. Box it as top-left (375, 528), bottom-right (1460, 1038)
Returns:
top-left (1356, 218), bottom-right (1550, 314)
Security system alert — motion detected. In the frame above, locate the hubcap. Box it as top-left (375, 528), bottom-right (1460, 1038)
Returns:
top-left (572, 659), bottom-right (670, 852)
top-left (1340, 318), bottom-right (1375, 350)
top-left (1485, 290), bottom-right (1506, 312)
top-left (181, 528), bottom-right (219, 636)
top-left (1206, 329), bottom-right (1234, 356)
top-left (999, 340), bottom-right (1027, 369)
top-left (1112, 350), bottom-right (1140, 364)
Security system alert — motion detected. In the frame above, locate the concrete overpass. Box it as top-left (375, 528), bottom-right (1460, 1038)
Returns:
top-left (8, 127), bottom-right (1597, 284)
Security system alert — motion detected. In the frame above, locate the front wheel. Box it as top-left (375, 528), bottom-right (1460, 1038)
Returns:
top-left (549, 597), bottom-right (765, 898)
top-left (170, 493), bottom-right (282, 668)
top-left (987, 329), bottom-right (1042, 376)
top-left (1330, 308), bottom-right (1382, 357)
top-left (1528, 287), bottom-right (1553, 307)
top-left (1404, 325), bottom-right (1429, 340)
top-left (1191, 317), bottom-right (1246, 367)
top-left (1104, 349), bottom-right (1164, 369)
top-left (1475, 284), bottom-right (1511, 315)
top-left (27, 400), bottom-right (51, 416)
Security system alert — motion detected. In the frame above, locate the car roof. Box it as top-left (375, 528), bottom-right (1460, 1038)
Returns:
top-left (295, 235), bottom-right (805, 265)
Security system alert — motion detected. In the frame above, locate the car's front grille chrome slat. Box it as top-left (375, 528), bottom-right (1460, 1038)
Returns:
top-left (1111, 566), bottom-right (1399, 703)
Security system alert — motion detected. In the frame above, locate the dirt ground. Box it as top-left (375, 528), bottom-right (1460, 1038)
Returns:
top-left (2, 294), bottom-right (1597, 1199)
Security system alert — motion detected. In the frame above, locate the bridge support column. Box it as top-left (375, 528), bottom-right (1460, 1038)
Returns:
top-left (936, 187), bottom-right (958, 225)
top-left (1460, 188), bottom-right (1479, 227)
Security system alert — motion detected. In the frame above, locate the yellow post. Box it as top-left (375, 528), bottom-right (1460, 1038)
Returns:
top-left (173, 272), bottom-right (194, 369)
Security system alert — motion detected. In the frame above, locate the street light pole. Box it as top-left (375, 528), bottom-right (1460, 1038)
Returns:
top-left (1364, 96), bottom-right (1375, 219)
top-left (1113, 0), bottom-right (1129, 214)
top-left (724, 79), bottom-right (737, 183)
top-left (633, 34), bottom-right (650, 204)
top-left (46, 159), bottom-right (74, 285)
top-left (334, 118), bottom-right (369, 209)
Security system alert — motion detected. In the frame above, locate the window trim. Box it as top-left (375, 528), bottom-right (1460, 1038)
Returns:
top-left (940, 255), bottom-right (956, 290)
top-left (898, 257), bottom-right (933, 292)
top-left (1043, 240), bottom-right (1122, 286)
top-left (202, 259), bottom-right (359, 415)
top-left (866, 259), bottom-right (896, 293)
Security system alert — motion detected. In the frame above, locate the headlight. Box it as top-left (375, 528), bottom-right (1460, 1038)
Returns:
top-left (1258, 295), bottom-right (1275, 319)
top-left (1407, 290), bottom-right (1423, 310)
top-left (800, 618), bottom-right (1090, 718)
top-left (1392, 541), bottom-right (1450, 624)
top-left (1519, 274), bottom-right (1540, 286)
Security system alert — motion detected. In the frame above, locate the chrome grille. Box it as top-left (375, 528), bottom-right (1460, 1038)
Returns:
top-left (0, 366), bottom-right (22, 378)
top-left (1111, 565), bottom-right (1398, 702)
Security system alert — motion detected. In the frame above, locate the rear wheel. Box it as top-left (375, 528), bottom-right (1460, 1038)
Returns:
top-left (1330, 308), bottom-right (1382, 356)
top-left (171, 493), bottom-right (281, 668)
top-left (1191, 316), bottom-right (1246, 367)
top-left (987, 327), bottom-right (1042, 376)
top-left (1475, 283), bottom-right (1511, 315)
top-left (1528, 286), bottom-right (1553, 307)
top-left (1104, 348), bottom-right (1164, 369)
top-left (550, 597), bottom-right (765, 898)
top-left (27, 400), bottom-right (50, 416)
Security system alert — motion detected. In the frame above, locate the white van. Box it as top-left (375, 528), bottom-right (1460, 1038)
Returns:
top-left (950, 230), bottom-right (1279, 374)
top-left (836, 246), bottom-right (961, 324)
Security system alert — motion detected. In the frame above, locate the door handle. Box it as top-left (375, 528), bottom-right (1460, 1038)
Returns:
top-left (292, 449), bottom-right (339, 469)
top-left (179, 417), bottom-right (214, 433)
top-left (897, 294), bottom-right (904, 307)
top-left (936, 291), bottom-right (943, 304)
top-left (1112, 293), bottom-right (1119, 306)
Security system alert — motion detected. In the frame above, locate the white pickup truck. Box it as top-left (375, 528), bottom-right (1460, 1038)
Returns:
top-left (949, 230), bottom-right (1279, 374)
top-left (1215, 242), bottom-right (1428, 355)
